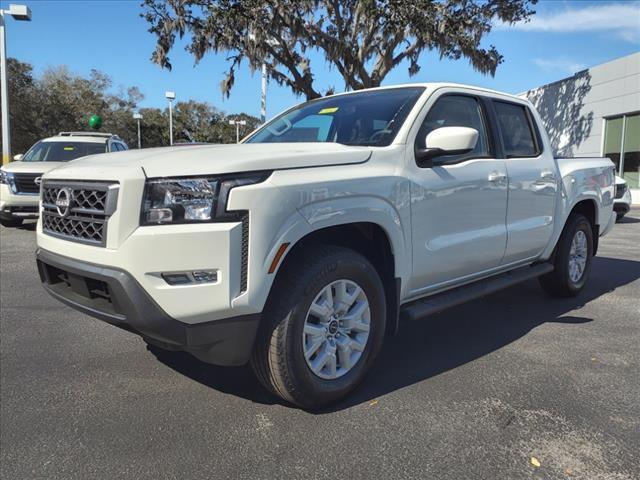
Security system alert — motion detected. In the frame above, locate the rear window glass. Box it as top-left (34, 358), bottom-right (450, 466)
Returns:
top-left (494, 102), bottom-right (538, 157)
top-left (22, 141), bottom-right (107, 162)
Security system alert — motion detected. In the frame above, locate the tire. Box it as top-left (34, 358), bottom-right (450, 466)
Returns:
top-left (616, 212), bottom-right (625, 222)
top-left (539, 214), bottom-right (593, 297)
top-left (251, 245), bottom-right (386, 409)
top-left (0, 218), bottom-right (23, 228)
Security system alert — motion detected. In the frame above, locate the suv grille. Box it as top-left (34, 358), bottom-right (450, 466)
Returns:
top-left (13, 173), bottom-right (42, 194)
top-left (615, 183), bottom-right (627, 199)
top-left (41, 181), bottom-right (119, 246)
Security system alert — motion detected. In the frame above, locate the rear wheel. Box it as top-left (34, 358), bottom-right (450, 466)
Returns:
top-left (539, 213), bottom-right (593, 297)
top-left (0, 218), bottom-right (23, 228)
top-left (251, 245), bottom-right (386, 409)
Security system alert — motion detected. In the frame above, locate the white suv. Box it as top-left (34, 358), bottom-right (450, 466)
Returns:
top-left (35, 84), bottom-right (615, 408)
top-left (0, 132), bottom-right (127, 227)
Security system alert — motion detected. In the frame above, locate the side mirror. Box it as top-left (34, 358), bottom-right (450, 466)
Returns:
top-left (415, 127), bottom-right (479, 166)
top-left (13, 154), bottom-right (23, 161)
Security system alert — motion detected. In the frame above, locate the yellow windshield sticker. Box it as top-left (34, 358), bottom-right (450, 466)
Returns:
top-left (63, 146), bottom-right (75, 151)
top-left (319, 107), bottom-right (338, 114)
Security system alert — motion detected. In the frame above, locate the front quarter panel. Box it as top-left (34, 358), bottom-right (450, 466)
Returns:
top-left (227, 150), bottom-right (411, 311)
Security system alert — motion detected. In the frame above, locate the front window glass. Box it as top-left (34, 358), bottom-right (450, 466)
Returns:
top-left (416, 95), bottom-right (490, 161)
top-left (22, 141), bottom-right (107, 162)
top-left (245, 87), bottom-right (425, 147)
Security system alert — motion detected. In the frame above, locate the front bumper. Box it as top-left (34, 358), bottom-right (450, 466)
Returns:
top-left (36, 248), bottom-right (260, 366)
top-left (0, 184), bottom-right (39, 219)
top-left (613, 201), bottom-right (630, 216)
top-left (37, 218), bottom-right (252, 324)
top-left (614, 188), bottom-right (631, 216)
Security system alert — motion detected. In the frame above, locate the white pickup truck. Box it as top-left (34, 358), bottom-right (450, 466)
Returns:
top-left (35, 83), bottom-right (615, 408)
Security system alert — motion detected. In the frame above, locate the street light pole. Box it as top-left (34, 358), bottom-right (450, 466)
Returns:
top-left (228, 119), bottom-right (247, 144)
top-left (133, 112), bottom-right (143, 149)
top-left (168, 100), bottom-right (173, 145)
top-left (248, 33), bottom-right (276, 125)
top-left (0, 11), bottom-right (9, 165)
top-left (0, 4), bottom-right (32, 165)
top-left (165, 91), bottom-right (175, 146)
top-left (260, 63), bottom-right (267, 124)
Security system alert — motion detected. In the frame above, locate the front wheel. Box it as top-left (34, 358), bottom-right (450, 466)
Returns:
top-left (251, 245), bottom-right (386, 409)
top-left (539, 213), bottom-right (593, 297)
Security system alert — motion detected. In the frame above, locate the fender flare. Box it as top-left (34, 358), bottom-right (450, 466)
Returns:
top-left (240, 195), bottom-right (410, 316)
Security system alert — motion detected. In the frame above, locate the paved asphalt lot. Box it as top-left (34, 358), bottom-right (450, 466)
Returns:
top-left (1, 211), bottom-right (639, 480)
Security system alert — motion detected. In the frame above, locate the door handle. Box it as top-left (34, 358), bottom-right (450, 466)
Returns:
top-left (540, 170), bottom-right (556, 181)
top-left (533, 169), bottom-right (558, 192)
top-left (488, 171), bottom-right (507, 183)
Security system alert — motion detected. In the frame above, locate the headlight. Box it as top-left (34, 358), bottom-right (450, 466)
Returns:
top-left (141, 172), bottom-right (270, 225)
top-left (0, 170), bottom-right (15, 191)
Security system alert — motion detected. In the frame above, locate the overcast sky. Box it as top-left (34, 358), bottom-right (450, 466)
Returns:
top-left (5, 0), bottom-right (640, 118)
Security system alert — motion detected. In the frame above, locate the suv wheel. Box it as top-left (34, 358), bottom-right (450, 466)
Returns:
top-left (251, 245), bottom-right (386, 409)
top-left (539, 213), bottom-right (593, 297)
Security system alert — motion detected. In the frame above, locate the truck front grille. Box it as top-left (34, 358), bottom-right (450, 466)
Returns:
top-left (13, 172), bottom-right (42, 194)
top-left (41, 181), bottom-right (119, 247)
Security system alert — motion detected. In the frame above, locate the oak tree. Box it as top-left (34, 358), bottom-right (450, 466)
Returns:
top-left (142, 0), bottom-right (537, 100)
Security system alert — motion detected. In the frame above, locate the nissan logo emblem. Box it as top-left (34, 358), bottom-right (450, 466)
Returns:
top-left (34, 177), bottom-right (42, 186)
top-left (55, 188), bottom-right (73, 217)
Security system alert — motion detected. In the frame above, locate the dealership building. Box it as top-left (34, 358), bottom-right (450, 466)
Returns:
top-left (522, 52), bottom-right (639, 203)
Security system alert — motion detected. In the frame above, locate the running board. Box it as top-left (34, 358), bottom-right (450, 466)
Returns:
top-left (400, 263), bottom-right (554, 322)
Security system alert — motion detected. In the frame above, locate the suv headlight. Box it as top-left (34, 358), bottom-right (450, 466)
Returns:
top-left (0, 170), bottom-right (15, 191)
top-left (141, 172), bottom-right (270, 225)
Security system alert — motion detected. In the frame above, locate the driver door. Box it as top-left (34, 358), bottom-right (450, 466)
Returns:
top-left (408, 93), bottom-right (508, 294)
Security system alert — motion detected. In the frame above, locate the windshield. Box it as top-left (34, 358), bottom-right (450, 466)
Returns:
top-left (22, 141), bottom-right (107, 162)
top-left (246, 87), bottom-right (425, 147)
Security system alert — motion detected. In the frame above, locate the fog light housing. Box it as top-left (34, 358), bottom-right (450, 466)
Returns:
top-left (161, 273), bottom-right (191, 285)
top-left (161, 270), bottom-right (218, 285)
top-left (192, 270), bottom-right (217, 283)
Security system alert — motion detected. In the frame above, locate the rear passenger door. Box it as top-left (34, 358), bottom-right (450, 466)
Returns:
top-left (492, 100), bottom-right (558, 263)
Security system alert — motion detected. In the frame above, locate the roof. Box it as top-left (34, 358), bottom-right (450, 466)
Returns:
top-left (308, 82), bottom-right (526, 103)
top-left (40, 132), bottom-right (120, 144)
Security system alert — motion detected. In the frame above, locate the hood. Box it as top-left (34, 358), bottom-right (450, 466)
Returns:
top-left (1, 161), bottom-right (66, 174)
top-left (42, 143), bottom-right (372, 180)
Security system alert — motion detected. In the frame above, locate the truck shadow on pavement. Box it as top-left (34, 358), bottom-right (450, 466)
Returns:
top-left (148, 255), bottom-right (640, 412)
